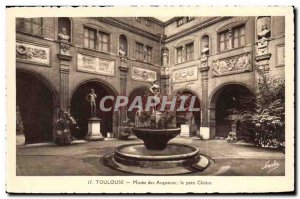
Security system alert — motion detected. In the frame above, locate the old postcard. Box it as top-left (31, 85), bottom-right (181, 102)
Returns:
top-left (6, 6), bottom-right (294, 193)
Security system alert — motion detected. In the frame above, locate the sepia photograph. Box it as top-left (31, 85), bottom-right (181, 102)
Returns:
top-left (6, 6), bottom-right (294, 193)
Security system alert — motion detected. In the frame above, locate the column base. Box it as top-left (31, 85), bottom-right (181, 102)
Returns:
top-left (180, 124), bottom-right (190, 137)
top-left (199, 127), bottom-right (210, 140)
top-left (85, 118), bottom-right (104, 141)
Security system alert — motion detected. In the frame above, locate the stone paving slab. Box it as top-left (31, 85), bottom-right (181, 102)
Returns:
top-left (16, 137), bottom-right (285, 176)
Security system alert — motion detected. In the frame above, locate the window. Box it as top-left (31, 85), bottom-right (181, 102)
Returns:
top-left (176, 43), bottom-right (194, 64)
top-left (186, 43), bottom-right (194, 61)
top-left (16, 18), bottom-right (43, 35)
top-left (84, 27), bottom-right (96, 49)
top-left (84, 27), bottom-right (110, 52)
top-left (177, 18), bottom-right (185, 27)
top-left (218, 24), bottom-right (246, 52)
top-left (145, 46), bottom-right (152, 62)
top-left (135, 42), bottom-right (152, 63)
top-left (135, 42), bottom-right (144, 61)
top-left (98, 31), bottom-right (110, 52)
top-left (233, 25), bottom-right (245, 48)
top-left (145, 20), bottom-right (152, 27)
top-left (219, 30), bottom-right (230, 51)
top-left (177, 46), bottom-right (183, 63)
top-left (187, 17), bottom-right (195, 22)
top-left (177, 17), bottom-right (194, 27)
top-left (135, 17), bottom-right (141, 23)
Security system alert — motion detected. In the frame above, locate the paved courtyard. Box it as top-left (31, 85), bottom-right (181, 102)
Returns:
top-left (16, 137), bottom-right (285, 176)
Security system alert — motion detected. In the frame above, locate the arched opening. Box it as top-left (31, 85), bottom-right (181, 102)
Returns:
top-left (200, 34), bottom-right (210, 54)
top-left (174, 90), bottom-right (201, 130)
top-left (210, 84), bottom-right (254, 138)
top-left (127, 86), bottom-right (149, 124)
top-left (70, 80), bottom-right (117, 139)
top-left (16, 70), bottom-right (58, 144)
top-left (119, 34), bottom-right (128, 56)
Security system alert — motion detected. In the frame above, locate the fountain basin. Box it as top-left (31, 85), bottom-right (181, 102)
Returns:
top-left (102, 143), bottom-right (210, 175)
top-left (132, 128), bottom-right (181, 150)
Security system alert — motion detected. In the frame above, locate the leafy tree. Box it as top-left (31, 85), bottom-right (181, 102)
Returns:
top-left (227, 68), bottom-right (285, 148)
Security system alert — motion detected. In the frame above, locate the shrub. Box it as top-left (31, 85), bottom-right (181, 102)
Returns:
top-left (227, 68), bottom-right (285, 149)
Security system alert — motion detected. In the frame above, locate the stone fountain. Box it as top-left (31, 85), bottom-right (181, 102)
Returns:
top-left (102, 82), bottom-right (210, 175)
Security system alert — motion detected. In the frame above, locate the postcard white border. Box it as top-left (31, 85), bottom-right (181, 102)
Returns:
top-left (6, 6), bottom-right (294, 193)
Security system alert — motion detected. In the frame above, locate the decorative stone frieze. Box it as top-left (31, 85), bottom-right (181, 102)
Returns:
top-left (212, 52), bottom-right (252, 77)
top-left (16, 42), bottom-right (50, 65)
top-left (172, 65), bottom-right (198, 83)
top-left (77, 53), bottom-right (115, 76)
top-left (132, 67), bottom-right (157, 82)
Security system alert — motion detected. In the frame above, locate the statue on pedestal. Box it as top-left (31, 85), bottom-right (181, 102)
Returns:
top-left (257, 24), bottom-right (271, 55)
top-left (86, 88), bottom-right (97, 118)
top-left (149, 81), bottom-right (160, 114)
top-left (119, 44), bottom-right (128, 68)
top-left (58, 27), bottom-right (70, 42)
top-left (161, 48), bottom-right (169, 75)
top-left (58, 27), bottom-right (70, 55)
top-left (200, 43), bottom-right (209, 67)
top-left (162, 49), bottom-right (168, 66)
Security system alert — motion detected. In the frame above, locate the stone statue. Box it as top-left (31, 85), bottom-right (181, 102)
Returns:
top-left (119, 44), bottom-right (126, 57)
top-left (162, 49), bottom-right (168, 66)
top-left (119, 44), bottom-right (128, 68)
top-left (200, 43), bottom-right (209, 67)
top-left (161, 48), bottom-right (169, 75)
top-left (257, 24), bottom-right (271, 40)
top-left (58, 27), bottom-right (70, 42)
top-left (149, 81), bottom-right (160, 114)
top-left (86, 88), bottom-right (97, 118)
top-left (257, 24), bottom-right (271, 55)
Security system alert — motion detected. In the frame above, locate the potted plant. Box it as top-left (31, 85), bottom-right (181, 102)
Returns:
top-left (55, 110), bottom-right (79, 146)
top-left (16, 105), bottom-right (25, 146)
top-left (119, 118), bottom-right (134, 140)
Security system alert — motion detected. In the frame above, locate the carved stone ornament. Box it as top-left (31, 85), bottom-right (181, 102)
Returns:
top-left (132, 67), bottom-right (157, 82)
top-left (172, 66), bottom-right (198, 83)
top-left (161, 67), bottom-right (169, 76)
top-left (77, 53), bottom-right (115, 76)
top-left (212, 52), bottom-right (252, 77)
top-left (16, 42), bottom-right (50, 65)
top-left (58, 28), bottom-right (70, 42)
top-left (200, 44), bottom-right (209, 68)
top-left (120, 56), bottom-right (128, 68)
top-left (59, 42), bottom-right (70, 55)
top-left (256, 23), bottom-right (271, 56)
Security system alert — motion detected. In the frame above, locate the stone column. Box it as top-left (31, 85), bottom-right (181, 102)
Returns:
top-left (118, 57), bottom-right (129, 139)
top-left (161, 74), bottom-right (170, 96)
top-left (57, 42), bottom-right (72, 111)
top-left (199, 63), bottom-right (210, 139)
top-left (160, 47), bottom-right (170, 96)
top-left (255, 54), bottom-right (271, 73)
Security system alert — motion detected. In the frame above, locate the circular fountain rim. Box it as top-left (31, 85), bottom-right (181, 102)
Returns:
top-left (132, 127), bottom-right (181, 132)
top-left (115, 143), bottom-right (199, 160)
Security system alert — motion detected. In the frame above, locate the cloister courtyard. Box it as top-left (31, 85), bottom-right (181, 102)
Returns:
top-left (16, 136), bottom-right (285, 176)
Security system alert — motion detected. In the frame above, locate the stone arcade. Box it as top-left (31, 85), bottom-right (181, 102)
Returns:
top-left (16, 16), bottom-right (285, 144)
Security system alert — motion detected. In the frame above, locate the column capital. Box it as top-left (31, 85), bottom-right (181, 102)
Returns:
top-left (119, 66), bottom-right (129, 73)
top-left (57, 54), bottom-right (72, 61)
top-left (161, 74), bottom-right (170, 79)
top-left (255, 53), bottom-right (272, 62)
top-left (199, 66), bottom-right (210, 72)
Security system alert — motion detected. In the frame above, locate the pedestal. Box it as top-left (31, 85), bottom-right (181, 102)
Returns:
top-left (200, 127), bottom-right (210, 140)
top-left (180, 124), bottom-right (190, 137)
top-left (85, 118), bottom-right (104, 141)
